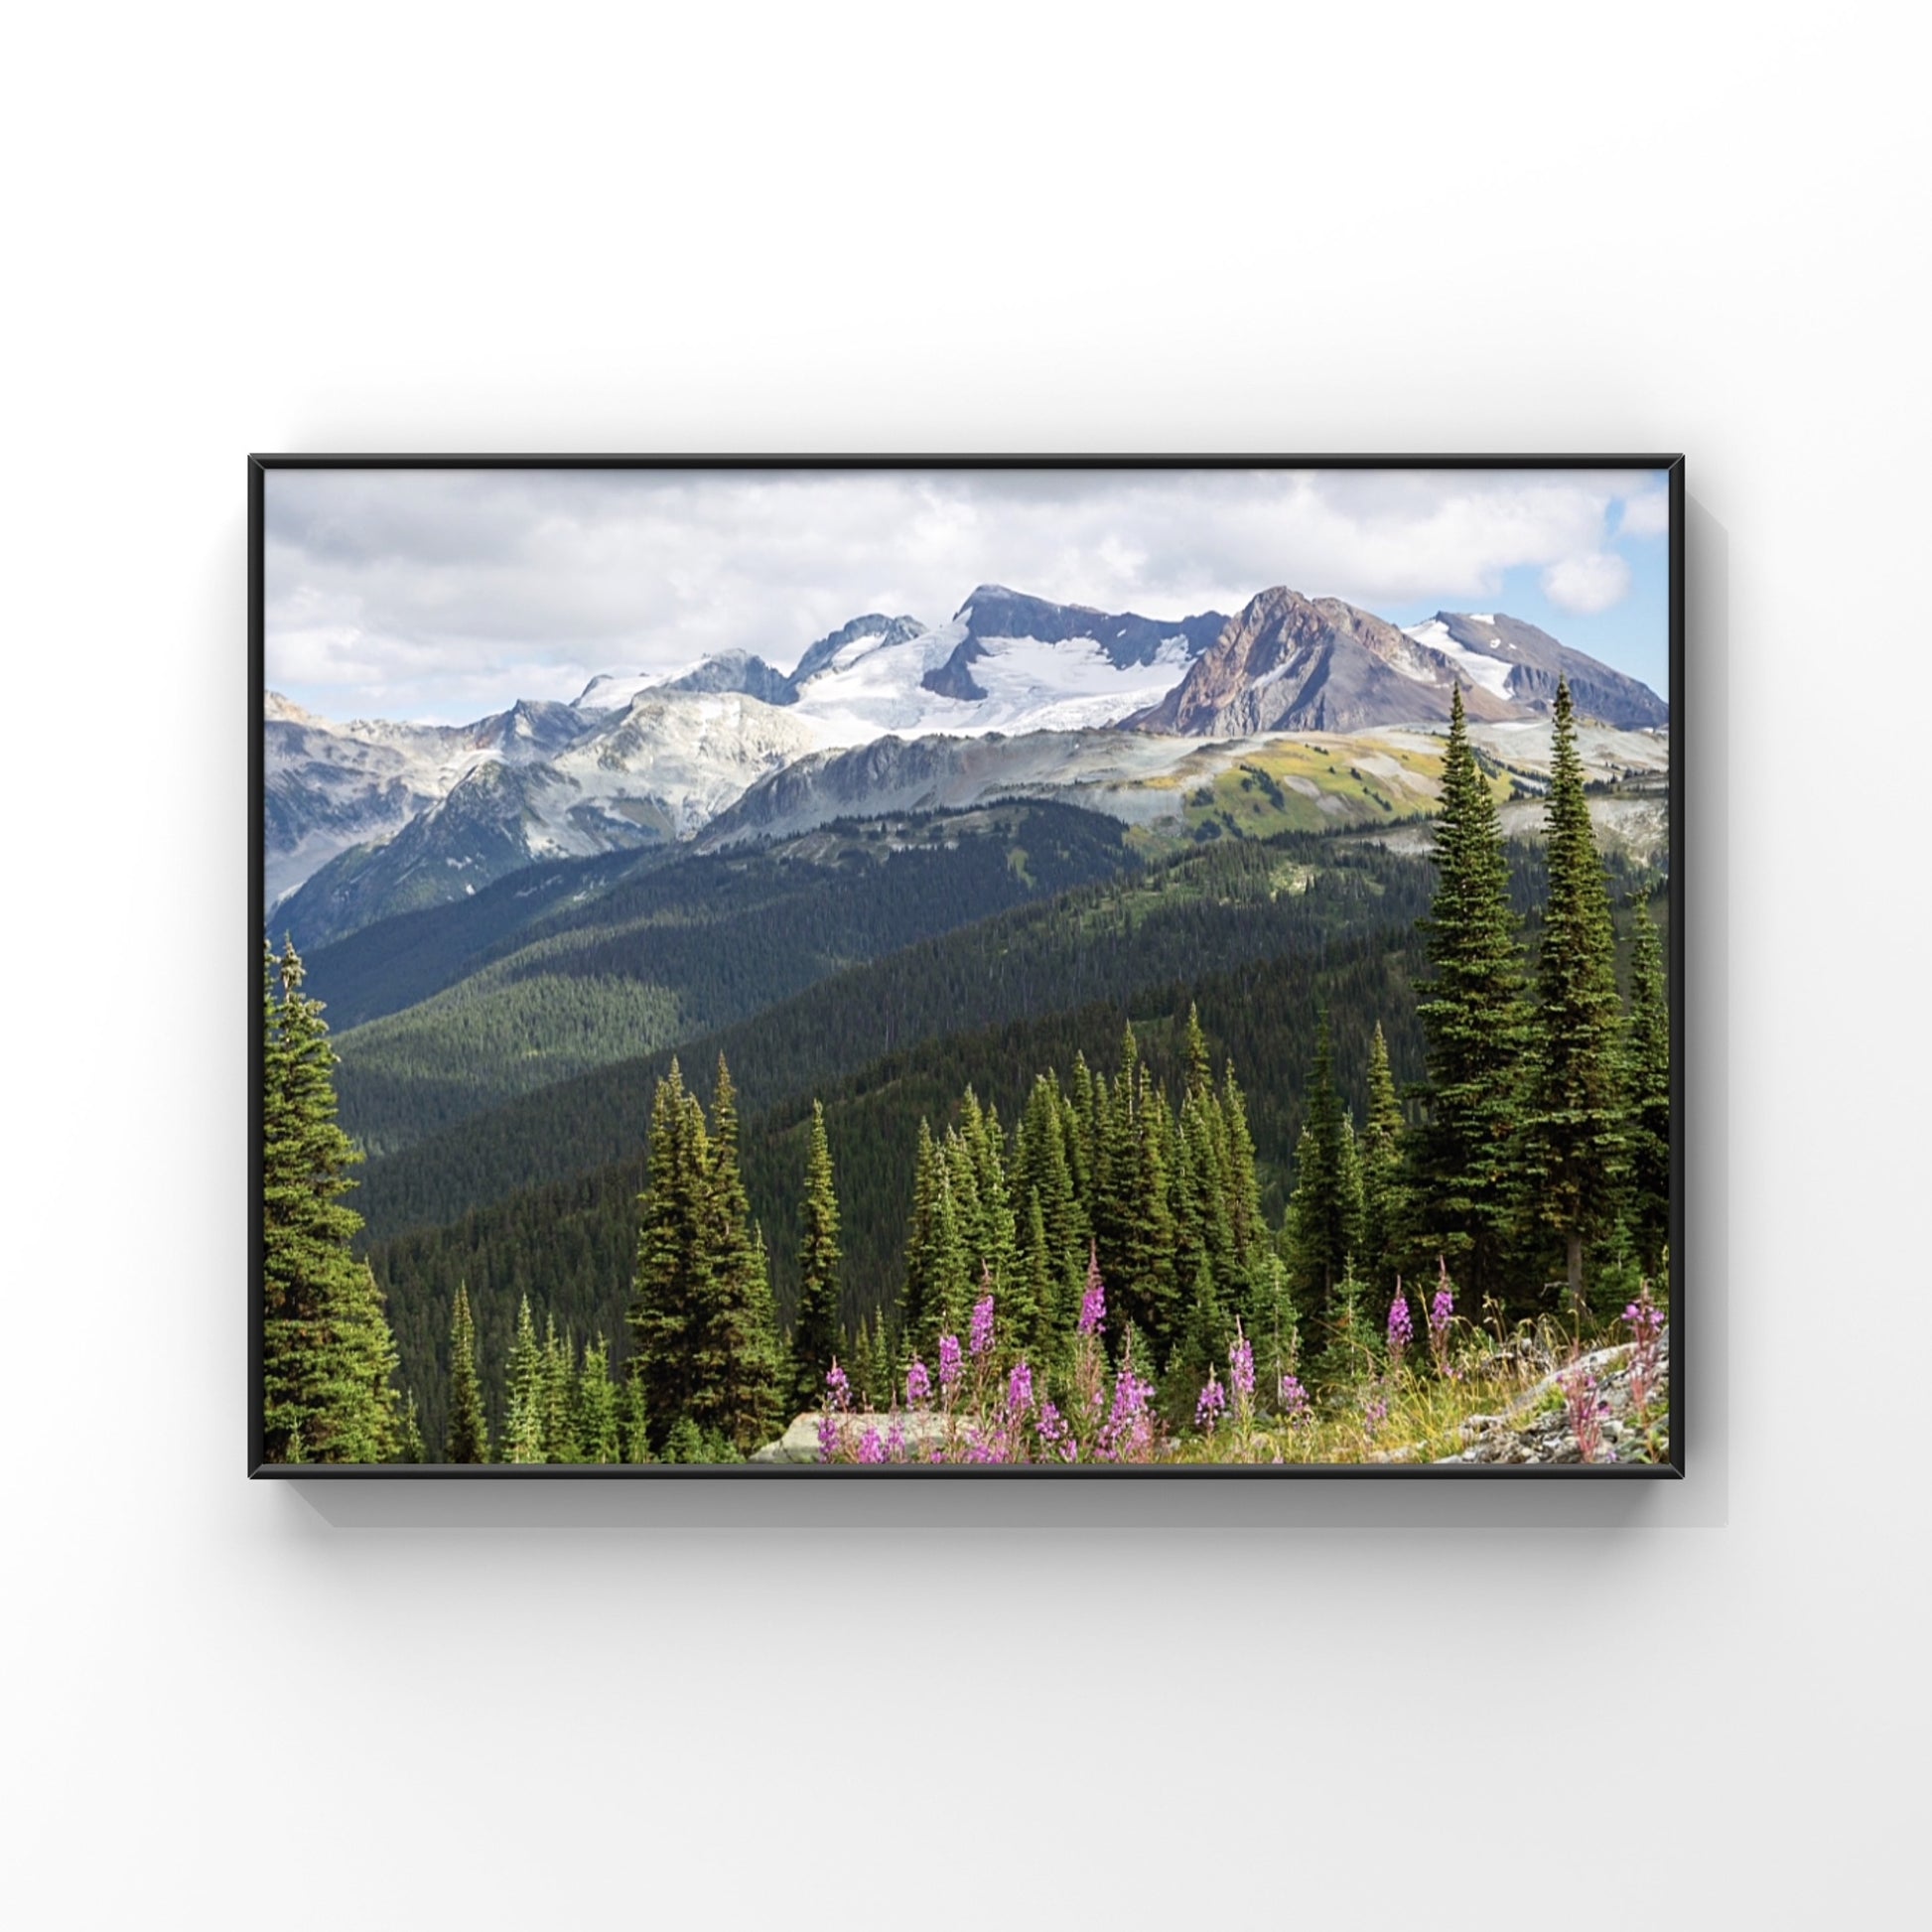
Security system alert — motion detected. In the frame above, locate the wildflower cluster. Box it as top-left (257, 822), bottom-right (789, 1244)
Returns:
top-left (1386, 1287), bottom-right (1413, 1370)
top-left (1622, 1281), bottom-right (1665, 1413)
top-left (1559, 1365), bottom-right (1611, 1463)
top-left (817, 1262), bottom-right (1166, 1466)
top-left (1427, 1258), bottom-right (1456, 1379)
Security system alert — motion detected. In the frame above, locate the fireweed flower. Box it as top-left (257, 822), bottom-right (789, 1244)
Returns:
top-left (1195, 1374), bottom-right (1227, 1434)
top-left (1387, 1291), bottom-right (1413, 1358)
top-left (1559, 1367), bottom-right (1609, 1462)
top-left (1077, 1256), bottom-right (1106, 1336)
top-left (1036, 1400), bottom-right (1064, 1446)
top-left (1229, 1325), bottom-right (1255, 1404)
top-left (1007, 1360), bottom-right (1034, 1415)
top-left (825, 1360), bottom-right (850, 1410)
top-left (905, 1357), bottom-right (932, 1407)
top-left (1278, 1374), bottom-right (1311, 1423)
top-left (816, 1410), bottom-right (840, 1460)
top-left (970, 1294), bottom-right (996, 1357)
top-left (938, 1334), bottom-right (962, 1390)
top-left (857, 1427), bottom-right (887, 1464)
top-left (886, 1416), bottom-right (905, 1460)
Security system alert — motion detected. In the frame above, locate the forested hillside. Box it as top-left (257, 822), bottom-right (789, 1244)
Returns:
top-left (264, 682), bottom-right (1670, 1469)
top-left (324, 800), bottom-right (1137, 1155)
top-left (347, 830), bottom-right (1497, 1240)
top-left (367, 856), bottom-right (1663, 1451)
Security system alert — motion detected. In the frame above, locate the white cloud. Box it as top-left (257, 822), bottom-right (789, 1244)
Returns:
top-left (1541, 550), bottom-right (1633, 615)
top-left (264, 467), bottom-right (1668, 719)
top-left (1618, 487), bottom-right (1671, 539)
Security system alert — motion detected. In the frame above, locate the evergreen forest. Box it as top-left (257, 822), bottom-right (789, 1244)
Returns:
top-left (260, 683), bottom-right (1672, 1466)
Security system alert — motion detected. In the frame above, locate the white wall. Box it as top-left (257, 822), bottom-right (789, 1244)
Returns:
top-left (8, 3), bottom-right (1924, 1924)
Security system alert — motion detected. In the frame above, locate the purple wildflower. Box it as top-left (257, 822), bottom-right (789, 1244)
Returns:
top-left (1362, 1390), bottom-right (1389, 1441)
top-left (1426, 1261), bottom-right (1457, 1378)
top-left (886, 1416), bottom-right (905, 1460)
top-left (1036, 1399), bottom-right (1064, 1447)
top-left (1195, 1373), bottom-right (1227, 1434)
top-left (937, 1333), bottom-right (962, 1390)
top-left (1229, 1323), bottom-right (1255, 1404)
top-left (1007, 1359), bottom-right (1034, 1415)
top-left (1099, 1361), bottom-right (1155, 1461)
top-left (905, 1356), bottom-right (931, 1407)
top-left (970, 1294), bottom-right (996, 1357)
top-left (857, 1427), bottom-right (887, 1464)
top-left (1278, 1373), bottom-right (1311, 1423)
top-left (1560, 1366), bottom-right (1609, 1463)
top-left (1387, 1290), bottom-right (1413, 1361)
top-left (1077, 1246), bottom-right (1106, 1336)
top-left (816, 1410), bottom-right (840, 1460)
top-left (1623, 1285), bottom-right (1665, 1415)
top-left (824, 1359), bottom-right (850, 1410)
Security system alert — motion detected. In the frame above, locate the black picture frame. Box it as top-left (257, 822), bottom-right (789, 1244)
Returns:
top-left (250, 453), bottom-right (1685, 1480)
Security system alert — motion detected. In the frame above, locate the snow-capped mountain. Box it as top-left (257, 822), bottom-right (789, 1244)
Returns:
top-left (1398, 612), bottom-right (1669, 729)
top-left (263, 694), bottom-right (595, 905)
top-left (266, 583), bottom-right (1667, 950)
top-left (1135, 590), bottom-right (1669, 737)
top-left (272, 689), bottom-right (824, 951)
top-left (570, 589), bottom-right (1228, 744)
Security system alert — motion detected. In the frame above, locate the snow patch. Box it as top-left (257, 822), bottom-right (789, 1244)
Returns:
top-left (1403, 620), bottom-right (1515, 700)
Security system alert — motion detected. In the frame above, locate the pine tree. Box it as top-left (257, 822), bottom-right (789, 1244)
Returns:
top-left (1412, 684), bottom-right (1532, 1310)
top-left (1285, 1014), bottom-right (1364, 1331)
top-left (1020, 1187), bottom-right (1058, 1361)
top-left (262, 940), bottom-right (402, 1463)
top-left (575, 1336), bottom-right (621, 1463)
top-left (398, 1391), bottom-right (427, 1465)
top-left (790, 1100), bottom-right (843, 1413)
top-left (1092, 1027), bottom-right (1177, 1360)
top-left (621, 1368), bottom-right (653, 1463)
top-left (692, 1056), bottom-right (785, 1453)
top-left (1523, 678), bottom-right (1628, 1309)
top-left (446, 1282), bottom-right (489, 1463)
top-left (542, 1315), bottom-right (581, 1464)
top-left (502, 1295), bottom-right (547, 1464)
top-left (1314, 1259), bottom-right (1375, 1392)
top-left (628, 1060), bottom-right (712, 1452)
top-left (1014, 1073), bottom-right (1086, 1330)
top-left (898, 1120), bottom-right (945, 1359)
top-left (1358, 1022), bottom-right (1407, 1293)
top-left (1624, 896), bottom-right (1671, 1276)
top-left (1182, 1002), bottom-right (1214, 1098)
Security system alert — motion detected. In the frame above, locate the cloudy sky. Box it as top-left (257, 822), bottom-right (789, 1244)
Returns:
top-left (264, 466), bottom-right (1672, 723)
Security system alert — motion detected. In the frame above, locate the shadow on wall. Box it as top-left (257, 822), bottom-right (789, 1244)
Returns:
top-left (284, 495), bottom-right (1731, 1536)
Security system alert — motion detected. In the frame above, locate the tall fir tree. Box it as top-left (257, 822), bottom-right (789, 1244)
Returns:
top-left (575, 1336), bottom-right (621, 1463)
top-left (898, 1119), bottom-right (946, 1359)
top-left (1358, 1022), bottom-right (1407, 1294)
top-left (789, 1100), bottom-right (844, 1414)
top-left (1624, 895), bottom-right (1672, 1276)
top-left (692, 1056), bottom-right (786, 1452)
top-left (541, 1314), bottom-right (581, 1464)
top-left (628, 1059), bottom-right (713, 1452)
top-left (502, 1295), bottom-right (547, 1464)
top-left (446, 1282), bottom-right (489, 1463)
top-left (1412, 683), bottom-right (1532, 1311)
top-left (262, 940), bottom-right (401, 1463)
top-left (1284, 1013), bottom-right (1364, 1332)
top-left (1522, 678), bottom-right (1628, 1309)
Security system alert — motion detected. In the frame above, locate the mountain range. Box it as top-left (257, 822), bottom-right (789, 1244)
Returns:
top-left (266, 583), bottom-right (1666, 950)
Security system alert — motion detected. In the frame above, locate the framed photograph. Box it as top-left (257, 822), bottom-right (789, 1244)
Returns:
top-left (252, 455), bottom-right (1682, 1477)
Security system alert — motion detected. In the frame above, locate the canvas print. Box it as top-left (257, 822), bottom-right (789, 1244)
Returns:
top-left (254, 460), bottom-right (1678, 1473)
